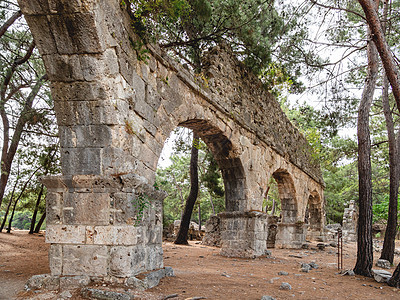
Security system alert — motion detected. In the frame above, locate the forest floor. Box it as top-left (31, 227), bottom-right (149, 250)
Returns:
top-left (1, 230), bottom-right (400, 300)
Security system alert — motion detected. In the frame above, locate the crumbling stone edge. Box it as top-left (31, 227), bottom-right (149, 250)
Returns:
top-left (25, 266), bottom-right (175, 292)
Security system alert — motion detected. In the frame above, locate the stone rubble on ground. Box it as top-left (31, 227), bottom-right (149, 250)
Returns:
top-left (261, 296), bottom-right (276, 300)
top-left (278, 271), bottom-right (289, 276)
top-left (372, 269), bottom-right (392, 283)
top-left (279, 282), bottom-right (292, 290)
top-left (376, 259), bottom-right (391, 269)
top-left (341, 269), bottom-right (355, 276)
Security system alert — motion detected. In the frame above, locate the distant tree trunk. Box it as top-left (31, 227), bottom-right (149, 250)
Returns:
top-left (380, 73), bottom-right (400, 264)
top-left (6, 196), bottom-right (19, 233)
top-left (6, 166), bottom-right (40, 233)
top-left (34, 212), bottom-right (46, 233)
top-left (388, 262), bottom-right (400, 288)
top-left (0, 197), bottom-right (12, 232)
top-left (198, 202), bottom-right (201, 231)
top-left (209, 194), bottom-right (215, 215)
top-left (354, 13), bottom-right (379, 277)
top-left (175, 132), bottom-right (199, 245)
top-left (29, 184), bottom-right (44, 234)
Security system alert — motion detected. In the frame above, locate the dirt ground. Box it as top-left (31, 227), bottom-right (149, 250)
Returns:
top-left (1, 231), bottom-right (400, 300)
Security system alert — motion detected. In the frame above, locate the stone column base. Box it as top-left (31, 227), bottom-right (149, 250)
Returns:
top-left (25, 267), bottom-right (175, 292)
top-left (275, 223), bottom-right (307, 249)
top-left (218, 211), bottom-right (268, 258)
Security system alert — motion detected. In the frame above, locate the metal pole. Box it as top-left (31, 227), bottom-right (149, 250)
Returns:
top-left (337, 228), bottom-right (343, 270)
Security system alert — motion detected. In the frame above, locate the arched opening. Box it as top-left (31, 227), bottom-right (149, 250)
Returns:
top-left (272, 169), bottom-right (297, 223)
top-left (178, 119), bottom-right (246, 212)
top-left (306, 191), bottom-right (324, 241)
top-left (272, 169), bottom-right (306, 249)
top-left (156, 119), bottom-right (247, 244)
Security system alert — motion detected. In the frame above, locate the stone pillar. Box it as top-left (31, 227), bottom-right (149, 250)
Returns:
top-left (42, 174), bottom-right (166, 283)
top-left (342, 200), bottom-right (357, 242)
top-left (275, 222), bottom-right (307, 249)
top-left (218, 211), bottom-right (268, 258)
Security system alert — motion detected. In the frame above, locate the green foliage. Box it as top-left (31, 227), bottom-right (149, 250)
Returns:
top-left (132, 193), bottom-right (151, 226)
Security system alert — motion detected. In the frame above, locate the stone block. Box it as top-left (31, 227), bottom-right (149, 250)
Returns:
top-left (59, 275), bottom-right (91, 289)
top-left (24, 16), bottom-right (57, 55)
top-left (59, 125), bottom-right (112, 148)
top-left (61, 147), bottom-right (101, 175)
top-left (25, 274), bottom-right (59, 291)
top-left (81, 288), bottom-right (131, 300)
top-left (92, 226), bottom-right (138, 245)
top-left (63, 192), bottom-right (110, 225)
top-left (48, 13), bottom-right (105, 54)
top-left (62, 245), bottom-right (108, 276)
top-left (51, 81), bottom-right (110, 102)
top-left (113, 192), bottom-right (136, 225)
top-left (48, 0), bottom-right (88, 14)
top-left (131, 245), bottom-right (146, 275)
top-left (110, 246), bottom-right (134, 277)
top-left (18, 0), bottom-right (49, 15)
top-left (46, 192), bottom-right (62, 225)
top-left (80, 50), bottom-right (119, 81)
top-left (49, 244), bottom-right (63, 276)
top-left (46, 225), bottom-right (86, 244)
top-left (42, 54), bottom-right (84, 82)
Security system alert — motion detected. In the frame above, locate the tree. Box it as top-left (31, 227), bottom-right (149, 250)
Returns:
top-left (0, 2), bottom-right (50, 211)
top-left (378, 0), bottom-right (400, 264)
top-left (174, 132), bottom-right (200, 244)
top-left (353, 16), bottom-right (379, 276)
top-left (357, 0), bottom-right (400, 113)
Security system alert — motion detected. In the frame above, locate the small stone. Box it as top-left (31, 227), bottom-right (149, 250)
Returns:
top-left (279, 282), bottom-right (292, 290)
top-left (309, 262), bottom-right (319, 269)
top-left (372, 269), bottom-right (392, 283)
top-left (261, 296), bottom-right (276, 300)
top-left (278, 271), bottom-right (289, 276)
top-left (301, 263), bottom-right (311, 273)
top-left (376, 259), bottom-right (391, 269)
top-left (269, 277), bottom-right (280, 283)
top-left (317, 243), bottom-right (325, 250)
top-left (264, 250), bottom-right (272, 257)
top-left (329, 241), bottom-right (338, 248)
top-left (59, 290), bottom-right (72, 299)
top-left (341, 269), bottom-right (355, 276)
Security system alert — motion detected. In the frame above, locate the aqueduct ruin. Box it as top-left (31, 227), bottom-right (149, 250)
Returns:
top-left (19, 0), bottom-right (325, 285)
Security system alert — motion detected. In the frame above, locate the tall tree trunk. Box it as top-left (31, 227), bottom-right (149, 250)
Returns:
top-left (29, 184), bottom-right (44, 234)
top-left (175, 132), bottom-right (200, 245)
top-left (388, 262), bottom-right (400, 288)
top-left (34, 212), bottom-right (46, 233)
top-left (354, 13), bottom-right (379, 276)
top-left (380, 72), bottom-right (400, 264)
top-left (357, 0), bottom-right (400, 114)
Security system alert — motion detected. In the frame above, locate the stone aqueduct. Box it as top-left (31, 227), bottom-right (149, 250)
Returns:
top-left (19, 0), bottom-right (325, 282)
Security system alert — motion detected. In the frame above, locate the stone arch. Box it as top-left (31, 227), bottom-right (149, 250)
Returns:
top-left (272, 169), bottom-right (297, 223)
top-left (306, 190), bottom-right (324, 241)
top-left (178, 119), bottom-right (246, 212)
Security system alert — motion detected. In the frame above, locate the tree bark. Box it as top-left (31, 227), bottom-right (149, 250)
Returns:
top-left (34, 212), bottom-right (46, 233)
top-left (380, 72), bottom-right (400, 264)
top-left (29, 184), bottom-right (44, 234)
top-left (175, 132), bottom-right (200, 245)
top-left (357, 0), bottom-right (400, 114)
top-left (388, 262), bottom-right (400, 288)
top-left (354, 11), bottom-right (379, 276)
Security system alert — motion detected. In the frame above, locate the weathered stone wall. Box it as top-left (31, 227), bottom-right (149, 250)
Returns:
top-left (19, 0), bottom-right (326, 280)
top-left (43, 174), bottom-right (165, 280)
